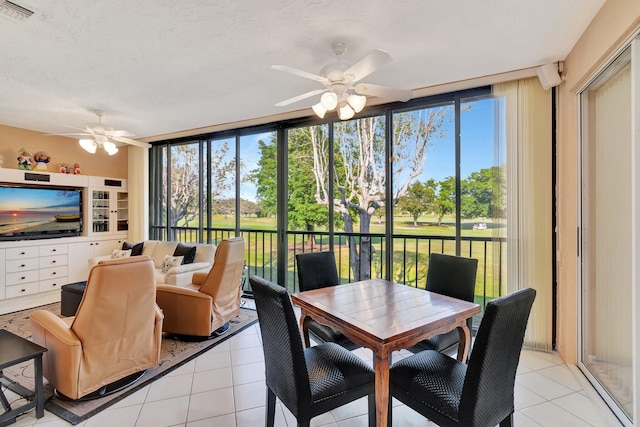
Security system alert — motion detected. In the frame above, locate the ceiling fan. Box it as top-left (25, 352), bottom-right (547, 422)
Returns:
top-left (272, 42), bottom-right (413, 120)
top-left (47, 110), bottom-right (151, 154)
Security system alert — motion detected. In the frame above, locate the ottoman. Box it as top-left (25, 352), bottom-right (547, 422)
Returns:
top-left (60, 282), bottom-right (87, 317)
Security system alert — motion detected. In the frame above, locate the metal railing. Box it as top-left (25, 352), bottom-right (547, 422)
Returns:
top-left (150, 225), bottom-right (506, 312)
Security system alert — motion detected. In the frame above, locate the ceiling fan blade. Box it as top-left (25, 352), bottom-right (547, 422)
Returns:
top-left (355, 83), bottom-right (413, 102)
top-left (271, 65), bottom-right (329, 84)
top-left (344, 49), bottom-right (393, 82)
top-left (59, 124), bottom-right (95, 133)
top-left (110, 136), bottom-right (151, 149)
top-left (44, 132), bottom-right (92, 137)
top-left (275, 89), bottom-right (327, 107)
top-left (106, 129), bottom-right (136, 138)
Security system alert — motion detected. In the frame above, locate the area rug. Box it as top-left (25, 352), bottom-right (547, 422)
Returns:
top-left (0, 301), bottom-right (258, 425)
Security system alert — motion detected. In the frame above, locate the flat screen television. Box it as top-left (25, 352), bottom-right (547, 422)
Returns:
top-left (0, 184), bottom-right (82, 240)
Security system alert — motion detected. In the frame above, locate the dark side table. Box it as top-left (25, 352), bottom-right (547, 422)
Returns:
top-left (0, 329), bottom-right (47, 426)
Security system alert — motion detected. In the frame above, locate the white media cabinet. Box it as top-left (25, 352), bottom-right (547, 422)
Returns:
top-left (0, 168), bottom-right (128, 315)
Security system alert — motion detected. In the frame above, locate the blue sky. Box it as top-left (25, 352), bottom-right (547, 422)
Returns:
top-left (422, 97), bottom-right (505, 183)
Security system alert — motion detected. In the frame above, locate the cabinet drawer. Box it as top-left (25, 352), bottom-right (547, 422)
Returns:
top-left (5, 282), bottom-right (40, 298)
top-left (39, 278), bottom-right (66, 293)
top-left (39, 254), bottom-right (68, 268)
top-left (39, 266), bottom-right (68, 281)
top-left (6, 270), bottom-right (39, 286)
top-left (39, 245), bottom-right (68, 257)
top-left (6, 258), bottom-right (39, 273)
top-left (6, 247), bottom-right (39, 260)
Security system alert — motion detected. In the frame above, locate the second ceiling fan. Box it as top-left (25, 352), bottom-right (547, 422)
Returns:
top-left (47, 110), bottom-right (150, 155)
top-left (272, 42), bottom-right (413, 120)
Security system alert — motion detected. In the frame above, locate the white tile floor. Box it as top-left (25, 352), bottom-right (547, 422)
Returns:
top-left (4, 301), bottom-right (625, 427)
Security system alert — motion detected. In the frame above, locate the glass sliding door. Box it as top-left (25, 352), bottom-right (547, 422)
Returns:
top-left (579, 46), bottom-right (633, 424)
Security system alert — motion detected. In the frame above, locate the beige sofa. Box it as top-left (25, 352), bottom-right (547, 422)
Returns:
top-left (90, 240), bottom-right (216, 286)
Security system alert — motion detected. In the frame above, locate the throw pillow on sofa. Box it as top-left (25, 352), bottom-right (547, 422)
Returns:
top-left (173, 243), bottom-right (197, 264)
top-left (111, 249), bottom-right (132, 259)
top-left (161, 254), bottom-right (184, 273)
top-left (122, 241), bottom-right (144, 256)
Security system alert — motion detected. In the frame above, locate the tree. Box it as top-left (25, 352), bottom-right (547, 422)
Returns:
top-left (168, 141), bottom-right (235, 230)
top-left (168, 144), bottom-right (199, 228)
top-left (250, 139), bottom-right (277, 218)
top-left (287, 127), bottom-right (332, 234)
top-left (208, 140), bottom-right (237, 211)
top-left (211, 198), bottom-right (235, 218)
top-left (310, 109), bottom-right (449, 280)
top-left (461, 165), bottom-right (506, 219)
top-left (252, 128), bottom-right (335, 240)
top-left (251, 108), bottom-right (450, 281)
top-left (434, 176), bottom-right (455, 226)
top-left (239, 198), bottom-right (259, 217)
top-left (397, 179), bottom-right (437, 226)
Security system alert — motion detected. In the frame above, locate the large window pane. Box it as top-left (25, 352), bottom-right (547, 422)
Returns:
top-left (392, 103), bottom-right (454, 287)
top-left (243, 132), bottom-right (277, 283)
top-left (168, 142), bottom-right (201, 242)
top-left (333, 116), bottom-right (386, 282)
top-left (208, 137), bottom-right (236, 241)
top-left (286, 125), bottom-right (331, 290)
top-left (460, 95), bottom-right (507, 315)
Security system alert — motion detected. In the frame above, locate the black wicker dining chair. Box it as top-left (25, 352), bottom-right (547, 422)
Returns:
top-left (295, 251), bottom-right (360, 351)
top-left (407, 253), bottom-right (478, 356)
top-left (389, 287), bottom-right (536, 427)
top-left (249, 275), bottom-right (375, 427)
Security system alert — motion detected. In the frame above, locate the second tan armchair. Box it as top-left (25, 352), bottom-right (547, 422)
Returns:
top-left (156, 237), bottom-right (245, 339)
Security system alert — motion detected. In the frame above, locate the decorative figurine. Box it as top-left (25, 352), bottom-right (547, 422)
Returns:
top-left (33, 151), bottom-right (51, 171)
top-left (17, 148), bottom-right (33, 170)
top-left (59, 163), bottom-right (72, 174)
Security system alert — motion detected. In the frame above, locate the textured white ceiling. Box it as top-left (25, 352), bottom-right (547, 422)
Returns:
top-left (0, 0), bottom-right (605, 140)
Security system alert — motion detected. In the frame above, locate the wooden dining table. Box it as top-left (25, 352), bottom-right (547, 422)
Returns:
top-left (291, 278), bottom-right (481, 427)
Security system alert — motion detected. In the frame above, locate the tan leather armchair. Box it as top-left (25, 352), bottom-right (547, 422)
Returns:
top-left (156, 237), bottom-right (245, 338)
top-left (30, 256), bottom-right (163, 400)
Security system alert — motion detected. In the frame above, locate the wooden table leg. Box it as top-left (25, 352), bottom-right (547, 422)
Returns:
top-left (456, 324), bottom-right (471, 362)
top-left (373, 354), bottom-right (389, 427)
top-left (298, 313), bottom-right (311, 348)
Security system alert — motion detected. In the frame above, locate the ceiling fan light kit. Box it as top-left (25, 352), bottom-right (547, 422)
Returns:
top-left (312, 103), bottom-right (327, 119)
top-left (338, 103), bottom-right (355, 120)
top-left (45, 110), bottom-right (151, 153)
top-left (320, 92), bottom-right (338, 110)
top-left (79, 138), bottom-right (97, 154)
top-left (272, 42), bottom-right (412, 121)
top-left (347, 94), bottom-right (366, 113)
top-left (78, 136), bottom-right (118, 155)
